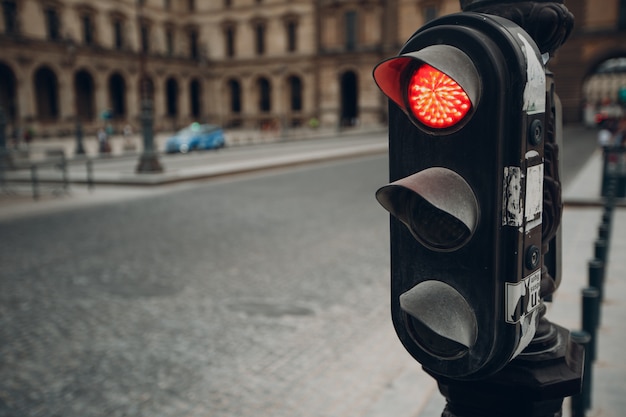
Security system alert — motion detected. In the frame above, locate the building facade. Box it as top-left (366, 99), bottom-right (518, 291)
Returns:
top-left (0, 0), bottom-right (624, 138)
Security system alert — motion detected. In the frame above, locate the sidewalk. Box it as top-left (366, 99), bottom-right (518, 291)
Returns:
top-left (0, 130), bottom-right (388, 220)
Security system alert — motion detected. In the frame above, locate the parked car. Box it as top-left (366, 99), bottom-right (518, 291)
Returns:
top-left (165, 123), bottom-right (225, 153)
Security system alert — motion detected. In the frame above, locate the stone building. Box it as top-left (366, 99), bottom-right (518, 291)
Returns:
top-left (0, 0), bottom-right (624, 138)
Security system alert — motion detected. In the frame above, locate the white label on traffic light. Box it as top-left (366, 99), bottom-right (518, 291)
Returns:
top-left (505, 269), bottom-right (542, 324)
top-left (518, 34), bottom-right (546, 115)
top-left (525, 163), bottom-right (544, 232)
top-left (502, 166), bottom-right (523, 227)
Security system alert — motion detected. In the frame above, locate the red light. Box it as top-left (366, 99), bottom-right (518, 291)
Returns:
top-left (407, 64), bottom-right (472, 129)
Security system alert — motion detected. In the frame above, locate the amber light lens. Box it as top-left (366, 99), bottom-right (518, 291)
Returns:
top-left (407, 64), bottom-right (472, 129)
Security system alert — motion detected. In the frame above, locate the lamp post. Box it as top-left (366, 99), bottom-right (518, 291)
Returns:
top-left (0, 106), bottom-right (12, 170)
top-left (135, 0), bottom-right (162, 174)
top-left (75, 118), bottom-right (85, 155)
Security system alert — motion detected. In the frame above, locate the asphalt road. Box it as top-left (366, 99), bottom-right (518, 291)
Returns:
top-left (0, 155), bottom-right (434, 417)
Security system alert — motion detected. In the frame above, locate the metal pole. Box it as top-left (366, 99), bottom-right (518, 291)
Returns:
top-left (135, 1), bottom-right (163, 174)
top-left (135, 99), bottom-right (163, 173)
top-left (86, 158), bottom-right (94, 191)
top-left (0, 106), bottom-right (12, 169)
top-left (75, 119), bottom-right (85, 155)
top-left (30, 164), bottom-right (39, 200)
top-left (582, 287), bottom-right (600, 364)
top-left (570, 330), bottom-right (591, 417)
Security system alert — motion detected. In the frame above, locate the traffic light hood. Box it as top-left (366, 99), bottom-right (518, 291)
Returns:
top-left (375, 167), bottom-right (478, 251)
top-left (373, 44), bottom-right (480, 128)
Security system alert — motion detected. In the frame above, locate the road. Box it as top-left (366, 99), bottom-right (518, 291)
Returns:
top-left (0, 154), bottom-right (435, 417)
top-left (0, 126), bottom-right (599, 417)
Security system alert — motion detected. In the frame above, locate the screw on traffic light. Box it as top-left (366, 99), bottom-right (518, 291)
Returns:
top-left (373, 12), bottom-right (548, 380)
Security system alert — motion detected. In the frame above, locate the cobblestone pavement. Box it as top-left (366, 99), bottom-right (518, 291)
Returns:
top-left (0, 156), bottom-right (437, 417)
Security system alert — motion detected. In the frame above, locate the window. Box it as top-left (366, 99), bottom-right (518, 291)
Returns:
top-left (2, 1), bottom-right (18, 35)
top-left (82, 14), bottom-right (94, 45)
top-left (44, 7), bottom-right (61, 41)
top-left (166, 78), bottom-right (178, 117)
top-left (225, 25), bottom-right (235, 57)
top-left (258, 78), bottom-right (271, 112)
top-left (189, 30), bottom-right (199, 60)
top-left (113, 19), bottom-right (124, 50)
top-left (289, 76), bottom-right (302, 111)
top-left (228, 79), bottom-right (241, 113)
top-left (345, 11), bottom-right (357, 51)
top-left (140, 23), bottom-right (150, 53)
top-left (255, 22), bottom-right (265, 55)
top-left (165, 27), bottom-right (174, 56)
top-left (286, 20), bottom-right (297, 53)
top-left (619, 0), bottom-right (626, 30)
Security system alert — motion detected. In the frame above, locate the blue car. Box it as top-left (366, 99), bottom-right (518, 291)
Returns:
top-left (165, 123), bottom-right (225, 153)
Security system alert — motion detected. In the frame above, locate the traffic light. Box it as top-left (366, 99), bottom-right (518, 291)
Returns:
top-left (373, 12), bottom-right (547, 380)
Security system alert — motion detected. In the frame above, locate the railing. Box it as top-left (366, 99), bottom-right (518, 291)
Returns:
top-left (0, 148), bottom-right (94, 200)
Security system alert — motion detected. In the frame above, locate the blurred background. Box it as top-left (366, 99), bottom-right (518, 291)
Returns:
top-left (0, 0), bottom-right (624, 144)
top-left (1, 1), bottom-right (626, 417)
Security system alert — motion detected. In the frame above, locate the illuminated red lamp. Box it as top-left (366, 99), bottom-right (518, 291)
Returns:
top-left (408, 64), bottom-right (472, 129)
top-left (373, 45), bottom-right (480, 132)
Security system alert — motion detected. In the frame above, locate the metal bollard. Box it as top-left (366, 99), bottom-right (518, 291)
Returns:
top-left (86, 159), bottom-right (94, 191)
top-left (61, 155), bottom-right (69, 192)
top-left (30, 164), bottom-right (39, 200)
top-left (582, 287), bottom-right (600, 363)
top-left (594, 239), bottom-right (608, 264)
top-left (588, 258), bottom-right (605, 304)
top-left (570, 330), bottom-right (592, 416)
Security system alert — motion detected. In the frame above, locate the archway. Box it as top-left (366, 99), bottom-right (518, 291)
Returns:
top-left (190, 78), bottom-right (201, 119)
top-left (108, 73), bottom-right (126, 118)
top-left (228, 79), bottom-right (242, 114)
top-left (288, 75), bottom-right (303, 112)
top-left (582, 56), bottom-right (626, 127)
top-left (0, 62), bottom-right (17, 122)
top-left (75, 69), bottom-right (95, 121)
top-left (257, 77), bottom-right (271, 112)
top-left (340, 71), bottom-right (358, 127)
top-left (166, 77), bottom-right (178, 117)
top-left (34, 66), bottom-right (59, 121)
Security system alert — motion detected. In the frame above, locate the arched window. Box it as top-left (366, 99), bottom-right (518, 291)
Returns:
top-left (34, 66), bottom-right (59, 120)
top-left (75, 70), bottom-right (95, 121)
top-left (190, 78), bottom-right (201, 118)
top-left (0, 63), bottom-right (17, 121)
top-left (228, 79), bottom-right (241, 113)
top-left (166, 77), bottom-right (178, 117)
top-left (257, 77), bottom-right (271, 112)
top-left (108, 73), bottom-right (126, 118)
top-left (340, 71), bottom-right (358, 126)
top-left (288, 76), bottom-right (303, 111)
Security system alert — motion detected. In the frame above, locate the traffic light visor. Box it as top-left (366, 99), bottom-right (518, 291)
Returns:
top-left (376, 168), bottom-right (478, 251)
top-left (400, 280), bottom-right (477, 358)
top-left (373, 45), bottom-right (480, 130)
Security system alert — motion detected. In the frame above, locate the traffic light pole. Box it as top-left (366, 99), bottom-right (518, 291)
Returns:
top-left (430, 1), bottom-right (580, 416)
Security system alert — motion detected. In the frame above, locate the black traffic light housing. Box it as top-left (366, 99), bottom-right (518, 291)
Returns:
top-left (374, 12), bottom-right (547, 380)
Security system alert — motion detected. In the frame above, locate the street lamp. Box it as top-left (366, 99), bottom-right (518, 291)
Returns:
top-left (0, 106), bottom-right (12, 170)
top-left (135, 0), bottom-right (163, 174)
